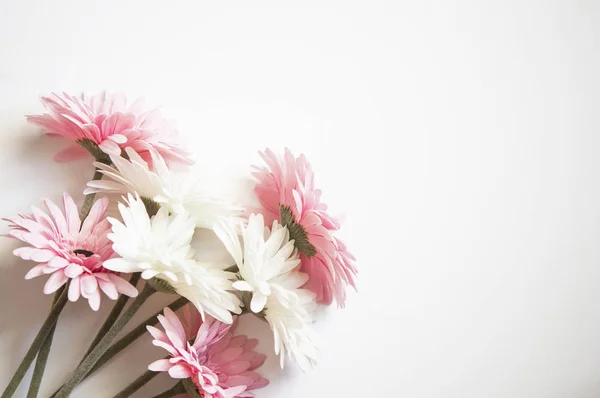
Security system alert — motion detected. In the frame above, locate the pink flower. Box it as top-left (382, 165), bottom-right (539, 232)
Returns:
top-left (26, 91), bottom-right (192, 165)
top-left (147, 307), bottom-right (269, 398)
top-left (3, 193), bottom-right (138, 310)
top-left (252, 148), bottom-right (357, 306)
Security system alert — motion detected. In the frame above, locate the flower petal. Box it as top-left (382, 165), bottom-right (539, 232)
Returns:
top-left (167, 364), bottom-right (193, 379)
top-left (148, 359), bottom-right (172, 372)
top-left (107, 273), bottom-right (139, 297)
top-left (69, 277), bottom-right (81, 302)
top-left (43, 271), bottom-right (68, 294)
top-left (102, 258), bottom-right (140, 273)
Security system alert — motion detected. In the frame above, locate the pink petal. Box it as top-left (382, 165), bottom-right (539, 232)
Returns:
top-left (14, 247), bottom-right (53, 262)
top-left (167, 364), bottom-right (193, 379)
top-left (212, 347), bottom-right (244, 364)
top-left (148, 359), bottom-right (172, 372)
top-left (64, 263), bottom-right (84, 278)
top-left (88, 288), bottom-right (101, 311)
top-left (80, 197), bottom-right (109, 237)
top-left (221, 386), bottom-right (247, 397)
top-left (98, 139), bottom-right (121, 155)
top-left (224, 375), bottom-right (255, 388)
top-left (218, 361), bottom-right (251, 375)
top-left (151, 339), bottom-right (179, 357)
top-left (106, 274), bottom-right (138, 297)
top-left (146, 325), bottom-right (167, 341)
top-left (228, 335), bottom-right (246, 348)
top-left (163, 308), bottom-right (187, 346)
top-left (98, 278), bottom-right (118, 300)
top-left (108, 133), bottom-right (128, 144)
top-left (48, 256), bottom-right (69, 268)
top-left (20, 233), bottom-right (52, 250)
top-left (62, 193), bottom-right (81, 235)
top-left (69, 277), bottom-right (81, 302)
top-left (242, 339), bottom-right (259, 351)
top-left (250, 378), bottom-right (270, 389)
top-left (43, 271), bottom-right (68, 294)
top-left (54, 144), bottom-right (89, 162)
top-left (250, 353), bottom-right (267, 370)
top-left (25, 265), bottom-right (46, 280)
top-left (81, 274), bottom-right (99, 295)
top-left (43, 198), bottom-right (68, 236)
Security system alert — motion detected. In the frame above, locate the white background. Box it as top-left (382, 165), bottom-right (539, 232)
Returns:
top-left (0, 1), bottom-right (599, 397)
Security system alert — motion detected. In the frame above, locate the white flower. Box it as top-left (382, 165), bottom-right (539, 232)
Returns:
top-left (216, 212), bottom-right (318, 370)
top-left (215, 213), bottom-right (304, 313)
top-left (265, 288), bottom-right (319, 371)
top-left (84, 147), bottom-right (243, 230)
top-left (104, 194), bottom-right (242, 324)
top-left (171, 260), bottom-right (242, 324)
top-left (104, 194), bottom-right (194, 281)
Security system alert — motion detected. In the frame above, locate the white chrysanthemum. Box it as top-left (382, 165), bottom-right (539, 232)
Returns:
top-left (104, 194), bottom-right (242, 324)
top-left (171, 260), bottom-right (242, 324)
top-left (104, 194), bottom-right (195, 281)
top-left (265, 287), bottom-right (319, 371)
top-left (84, 147), bottom-right (243, 230)
top-left (215, 213), bottom-right (304, 313)
top-left (216, 213), bottom-right (318, 370)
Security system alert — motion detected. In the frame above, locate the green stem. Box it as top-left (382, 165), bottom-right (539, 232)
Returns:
top-left (1, 287), bottom-right (69, 398)
top-left (182, 379), bottom-right (201, 397)
top-left (112, 368), bottom-right (158, 398)
top-left (83, 273), bottom-right (141, 358)
top-left (54, 285), bottom-right (156, 398)
top-left (79, 168), bottom-right (102, 220)
top-left (26, 288), bottom-right (65, 398)
top-left (152, 382), bottom-right (185, 398)
top-left (88, 296), bottom-right (188, 376)
top-left (49, 296), bottom-right (188, 398)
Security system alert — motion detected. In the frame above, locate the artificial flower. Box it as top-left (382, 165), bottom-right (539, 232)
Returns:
top-left (104, 194), bottom-right (242, 323)
top-left (103, 193), bottom-right (196, 282)
top-left (26, 91), bottom-right (192, 165)
top-left (216, 213), bottom-right (318, 370)
top-left (3, 193), bottom-right (138, 310)
top-left (215, 213), bottom-right (304, 313)
top-left (252, 148), bottom-right (358, 306)
top-left (169, 260), bottom-right (243, 325)
top-left (147, 307), bottom-right (269, 398)
top-left (264, 286), bottom-right (319, 371)
top-left (84, 148), bottom-right (243, 231)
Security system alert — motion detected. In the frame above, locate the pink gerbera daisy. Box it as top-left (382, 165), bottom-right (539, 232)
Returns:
top-left (26, 91), bottom-right (192, 165)
top-left (3, 193), bottom-right (138, 310)
top-left (252, 148), bottom-right (358, 306)
top-left (148, 307), bottom-right (269, 398)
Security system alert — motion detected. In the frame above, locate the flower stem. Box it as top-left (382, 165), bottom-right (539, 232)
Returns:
top-left (83, 273), bottom-right (141, 358)
top-left (48, 296), bottom-right (188, 398)
top-left (182, 379), bottom-right (201, 397)
top-left (152, 382), bottom-right (185, 398)
top-left (1, 287), bottom-right (69, 398)
top-left (53, 284), bottom-right (156, 398)
top-left (25, 288), bottom-right (65, 398)
top-left (112, 368), bottom-right (158, 398)
top-left (87, 296), bottom-right (188, 376)
top-left (79, 168), bottom-right (102, 220)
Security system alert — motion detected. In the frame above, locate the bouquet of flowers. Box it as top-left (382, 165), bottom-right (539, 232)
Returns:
top-left (1, 92), bottom-right (358, 398)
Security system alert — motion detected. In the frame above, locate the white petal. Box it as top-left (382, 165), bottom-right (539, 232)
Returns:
top-left (102, 258), bottom-right (140, 273)
top-left (232, 280), bottom-right (254, 292)
top-left (141, 269), bottom-right (160, 280)
top-left (250, 292), bottom-right (267, 313)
